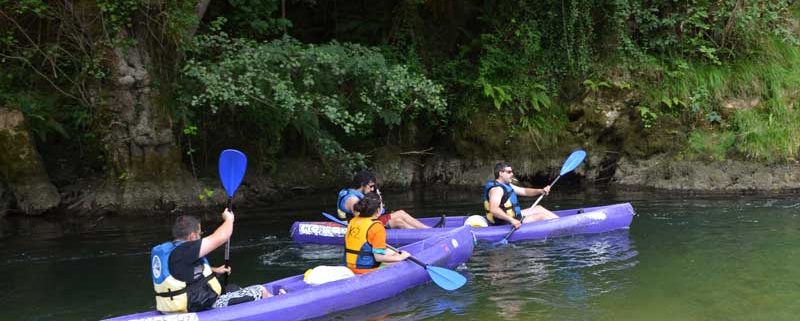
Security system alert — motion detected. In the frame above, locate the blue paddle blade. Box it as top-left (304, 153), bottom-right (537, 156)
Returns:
top-left (426, 265), bottom-right (467, 291)
top-left (559, 149), bottom-right (586, 176)
top-left (491, 238), bottom-right (509, 246)
top-left (218, 149), bottom-right (248, 198)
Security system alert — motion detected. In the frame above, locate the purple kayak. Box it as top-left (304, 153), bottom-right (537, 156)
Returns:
top-left (292, 202), bottom-right (635, 245)
top-left (103, 226), bottom-right (474, 321)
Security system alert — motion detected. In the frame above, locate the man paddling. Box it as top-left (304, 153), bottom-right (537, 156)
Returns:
top-left (151, 209), bottom-right (273, 313)
top-left (337, 170), bottom-right (431, 229)
top-left (484, 162), bottom-right (559, 228)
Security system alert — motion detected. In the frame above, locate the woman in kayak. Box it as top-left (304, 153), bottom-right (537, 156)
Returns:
top-left (337, 170), bottom-right (431, 228)
top-left (344, 192), bottom-right (411, 274)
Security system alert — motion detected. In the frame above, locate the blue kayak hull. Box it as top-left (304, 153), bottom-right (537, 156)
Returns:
top-left (291, 202), bottom-right (635, 245)
top-left (103, 226), bottom-right (475, 321)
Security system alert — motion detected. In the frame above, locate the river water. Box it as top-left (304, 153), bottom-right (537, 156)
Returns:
top-left (1, 187), bottom-right (798, 321)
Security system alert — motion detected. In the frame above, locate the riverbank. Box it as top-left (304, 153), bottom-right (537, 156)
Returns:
top-left (2, 152), bottom-right (798, 218)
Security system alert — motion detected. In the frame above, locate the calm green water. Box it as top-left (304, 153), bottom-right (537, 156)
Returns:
top-left (1, 187), bottom-right (798, 321)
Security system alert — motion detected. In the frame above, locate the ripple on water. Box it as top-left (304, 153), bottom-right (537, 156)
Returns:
top-left (466, 230), bottom-right (639, 317)
top-left (258, 244), bottom-right (341, 267)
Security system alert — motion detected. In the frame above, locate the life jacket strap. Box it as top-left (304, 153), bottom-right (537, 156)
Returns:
top-left (155, 273), bottom-right (216, 298)
top-left (345, 248), bottom-right (361, 255)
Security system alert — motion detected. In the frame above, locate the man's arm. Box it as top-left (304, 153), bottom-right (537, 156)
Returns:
top-left (199, 208), bottom-right (234, 258)
top-left (344, 196), bottom-right (359, 215)
top-left (511, 184), bottom-right (549, 197)
top-left (488, 187), bottom-right (520, 227)
top-left (369, 224), bottom-right (410, 263)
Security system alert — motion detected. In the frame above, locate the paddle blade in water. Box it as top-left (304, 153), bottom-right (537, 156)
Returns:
top-left (426, 265), bottom-right (467, 291)
top-left (219, 149), bottom-right (248, 198)
top-left (559, 149), bottom-right (586, 176)
top-left (491, 238), bottom-right (510, 246)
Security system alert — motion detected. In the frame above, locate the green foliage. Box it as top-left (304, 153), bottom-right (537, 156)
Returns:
top-left (469, 3), bottom-right (568, 146)
top-left (582, 79), bottom-right (611, 94)
top-left (0, 91), bottom-right (67, 141)
top-left (224, 0), bottom-right (291, 38)
top-left (636, 106), bottom-right (657, 129)
top-left (686, 130), bottom-right (736, 161)
top-left (623, 0), bottom-right (795, 63)
top-left (481, 82), bottom-right (513, 110)
top-left (182, 30), bottom-right (447, 171)
top-left (198, 187), bottom-right (214, 201)
top-left (96, 0), bottom-right (142, 36)
top-left (732, 106), bottom-right (800, 162)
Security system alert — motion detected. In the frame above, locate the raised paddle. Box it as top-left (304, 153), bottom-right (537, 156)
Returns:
top-left (321, 211), bottom-right (467, 291)
top-left (493, 149), bottom-right (587, 245)
top-left (218, 149), bottom-right (248, 287)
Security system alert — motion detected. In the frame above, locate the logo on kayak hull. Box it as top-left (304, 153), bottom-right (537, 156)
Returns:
top-left (298, 223), bottom-right (347, 238)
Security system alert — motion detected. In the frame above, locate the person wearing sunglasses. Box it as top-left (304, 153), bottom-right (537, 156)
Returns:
top-left (337, 170), bottom-right (431, 229)
top-left (484, 162), bottom-right (558, 228)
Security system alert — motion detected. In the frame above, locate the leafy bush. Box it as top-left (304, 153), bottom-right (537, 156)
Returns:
top-left (182, 29), bottom-right (447, 172)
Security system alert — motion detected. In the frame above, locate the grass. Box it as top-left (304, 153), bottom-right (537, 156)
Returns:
top-left (634, 36), bottom-right (800, 162)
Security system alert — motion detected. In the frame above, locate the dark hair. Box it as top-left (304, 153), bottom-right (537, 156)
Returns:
top-left (173, 215), bottom-right (200, 239)
top-left (351, 170), bottom-right (376, 189)
top-left (353, 192), bottom-right (382, 217)
top-left (494, 162), bottom-right (512, 179)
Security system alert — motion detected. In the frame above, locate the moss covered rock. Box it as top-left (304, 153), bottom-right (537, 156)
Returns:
top-left (0, 107), bottom-right (60, 214)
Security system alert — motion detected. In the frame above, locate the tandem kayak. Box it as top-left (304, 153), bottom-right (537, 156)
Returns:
top-left (291, 202), bottom-right (635, 245)
top-left (103, 226), bottom-right (475, 321)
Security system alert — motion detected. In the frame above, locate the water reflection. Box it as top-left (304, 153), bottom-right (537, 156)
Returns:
top-left (469, 230), bottom-right (638, 320)
top-left (313, 281), bottom-right (475, 321)
top-left (4, 189), bottom-right (800, 321)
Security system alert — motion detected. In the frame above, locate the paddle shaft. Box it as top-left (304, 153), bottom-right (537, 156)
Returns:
top-left (223, 198), bottom-right (232, 287)
top-left (524, 175), bottom-right (561, 218)
top-left (500, 174), bottom-right (563, 242)
top-left (385, 244), bottom-right (427, 269)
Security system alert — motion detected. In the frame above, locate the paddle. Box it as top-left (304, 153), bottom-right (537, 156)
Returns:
top-left (218, 149), bottom-right (248, 287)
top-left (493, 149), bottom-right (587, 245)
top-left (321, 211), bottom-right (467, 291)
top-left (322, 211), bottom-right (347, 226)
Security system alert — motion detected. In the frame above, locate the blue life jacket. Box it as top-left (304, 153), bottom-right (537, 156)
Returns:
top-left (483, 180), bottom-right (522, 223)
top-left (337, 188), bottom-right (364, 220)
top-left (336, 188), bottom-right (385, 220)
top-left (151, 241), bottom-right (222, 313)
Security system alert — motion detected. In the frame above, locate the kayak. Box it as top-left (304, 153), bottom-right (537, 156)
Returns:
top-left (291, 202), bottom-right (635, 245)
top-left (103, 226), bottom-right (475, 321)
